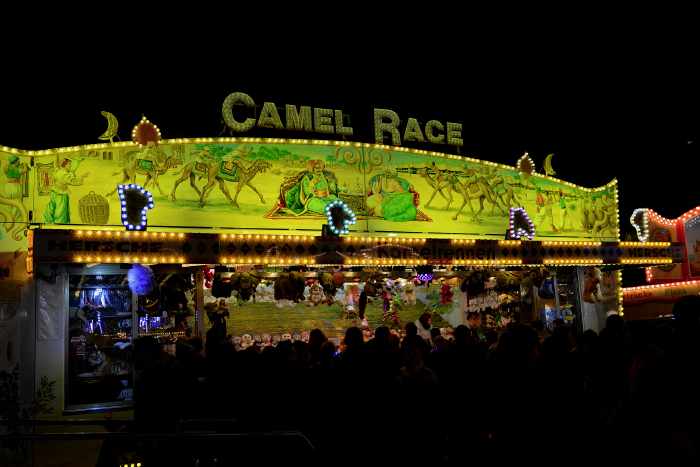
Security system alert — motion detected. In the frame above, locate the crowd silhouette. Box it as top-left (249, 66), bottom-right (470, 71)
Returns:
top-left (122, 296), bottom-right (700, 464)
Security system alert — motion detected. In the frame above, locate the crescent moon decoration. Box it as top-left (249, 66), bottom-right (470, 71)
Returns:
top-left (543, 153), bottom-right (556, 177)
top-left (98, 111), bottom-right (119, 143)
top-left (131, 116), bottom-right (162, 146)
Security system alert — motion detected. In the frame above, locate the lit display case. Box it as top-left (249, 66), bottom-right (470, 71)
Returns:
top-left (66, 269), bottom-right (135, 412)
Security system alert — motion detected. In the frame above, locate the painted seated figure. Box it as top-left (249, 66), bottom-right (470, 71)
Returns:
top-left (366, 170), bottom-right (418, 221)
top-left (279, 160), bottom-right (339, 215)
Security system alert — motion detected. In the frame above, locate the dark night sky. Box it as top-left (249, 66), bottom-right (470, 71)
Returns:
top-left (1, 34), bottom-right (698, 238)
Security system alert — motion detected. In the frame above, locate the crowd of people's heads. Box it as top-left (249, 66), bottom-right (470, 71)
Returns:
top-left (130, 298), bottom-right (700, 462)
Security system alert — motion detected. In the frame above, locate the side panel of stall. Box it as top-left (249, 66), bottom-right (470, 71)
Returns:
top-left (34, 264), bottom-right (66, 415)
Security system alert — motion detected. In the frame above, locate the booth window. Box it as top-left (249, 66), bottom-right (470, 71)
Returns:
top-left (66, 273), bottom-right (134, 410)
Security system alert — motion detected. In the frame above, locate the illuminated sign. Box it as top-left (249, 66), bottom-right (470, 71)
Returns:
top-left (221, 92), bottom-right (465, 148)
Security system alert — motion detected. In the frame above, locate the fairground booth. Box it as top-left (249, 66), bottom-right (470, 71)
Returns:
top-left (0, 94), bottom-right (678, 415)
top-left (623, 206), bottom-right (700, 320)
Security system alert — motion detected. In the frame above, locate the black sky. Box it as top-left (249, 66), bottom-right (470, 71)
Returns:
top-left (1, 32), bottom-right (698, 238)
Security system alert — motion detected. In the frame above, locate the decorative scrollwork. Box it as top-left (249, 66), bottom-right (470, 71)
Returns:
top-left (366, 147), bottom-right (391, 172)
top-left (335, 146), bottom-right (361, 169)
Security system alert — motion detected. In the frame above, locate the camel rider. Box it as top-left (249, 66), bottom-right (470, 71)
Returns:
top-left (284, 160), bottom-right (339, 215)
top-left (223, 145), bottom-right (253, 170)
top-left (535, 188), bottom-right (545, 214)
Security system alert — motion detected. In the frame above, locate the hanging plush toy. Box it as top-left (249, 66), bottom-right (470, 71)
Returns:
top-left (440, 282), bottom-right (454, 304)
top-left (160, 274), bottom-right (192, 316)
top-left (274, 272), bottom-right (306, 303)
top-left (390, 294), bottom-right (402, 327)
top-left (211, 272), bottom-right (233, 298)
top-left (381, 287), bottom-right (392, 321)
top-left (232, 272), bottom-right (260, 302)
top-left (309, 282), bottom-right (325, 305)
top-left (538, 276), bottom-right (556, 299)
top-left (204, 267), bottom-right (215, 289)
top-left (127, 264), bottom-right (154, 295)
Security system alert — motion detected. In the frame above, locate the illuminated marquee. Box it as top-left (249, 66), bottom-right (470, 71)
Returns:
top-left (221, 91), bottom-right (466, 148)
top-left (33, 230), bottom-right (676, 266)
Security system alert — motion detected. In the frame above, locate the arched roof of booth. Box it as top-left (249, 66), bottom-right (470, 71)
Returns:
top-left (1, 137), bottom-right (617, 193)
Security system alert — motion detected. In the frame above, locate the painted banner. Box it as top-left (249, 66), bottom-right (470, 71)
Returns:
top-left (1, 141), bottom-right (620, 246)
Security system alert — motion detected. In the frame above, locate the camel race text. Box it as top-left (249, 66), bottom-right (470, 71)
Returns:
top-left (221, 92), bottom-right (464, 148)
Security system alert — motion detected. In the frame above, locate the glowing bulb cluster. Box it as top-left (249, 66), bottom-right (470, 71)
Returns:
top-left (117, 184), bottom-right (154, 231)
top-left (516, 152), bottom-right (536, 174)
top-left (131, 116), bottom-right (161, 146)
top-left (508, 207), bottom-right (535, 240)
top-left (325, 200), bottom-right (357, 235)
top-left (630, 208), bottom-right (650, 242)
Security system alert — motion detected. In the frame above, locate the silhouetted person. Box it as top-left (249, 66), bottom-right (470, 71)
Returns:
top-left (358, 289), bottom-right (368, 320)
top-left (308, 328), bottom-right (327, 367)
top-left (415, 312), bottom-right (433, 342)
top-left (401, 322), bottom-right (430, 366)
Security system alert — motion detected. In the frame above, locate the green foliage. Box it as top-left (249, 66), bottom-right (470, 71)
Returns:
top-left (252, 146), bottom-right (292, 161)
top-left (31, 377), bottom-right (57, 417)
top-left (1, 366), bottom-right (56, 433)
top-left (193, 144), bottom-right (229, 160)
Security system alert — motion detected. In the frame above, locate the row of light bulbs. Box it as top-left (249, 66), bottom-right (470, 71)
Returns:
top-left (646, 206), bottom-right (700, 227)
top-left (541, 241), bottom-right (602, 247)
top-left (620, 258), bottom-right (673, 264)
top-left (74, 255), bottom-right (185, 263)
top-left (451, 239), bottom-right (478, 245)
top-left (452, 259), bottom-right (523, 266)
top-left (543, 258), bottom-right (603, 265)
top-left (616, 270), bottom-right (624, 315)
top-left (343, 237), bottom-right (427, 244)
top-left (498, 240), bottom-right (522, 246)
top-left (344, 258), bottom-right (429, 265)
top-left (619, 241), bottom-right (670, 247)
top-left (678, 206), bottom-right (700, 222)
top-left (75, 230), bottom-right (185, 239)
top-left (623, 280), bottom-right (700, 292)
top-left (647, 210), bottom-right (676, 227)
top-left (219, 256), bottom-right (316, 265)
top-left (220, 233), bottom-right (316, 242)
top-left (69, 230), bottom-right (669, 250)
